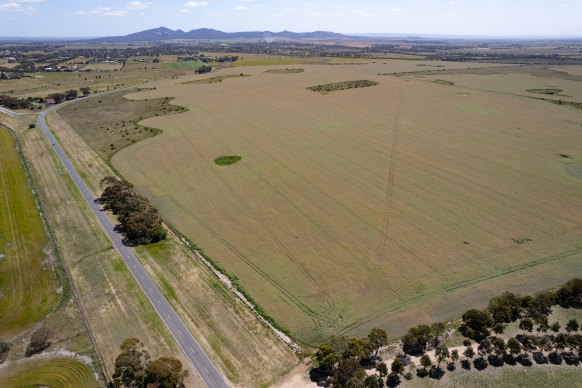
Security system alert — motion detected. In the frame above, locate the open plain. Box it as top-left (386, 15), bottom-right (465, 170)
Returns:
top-left (104, 61), bottom-right (582, 344)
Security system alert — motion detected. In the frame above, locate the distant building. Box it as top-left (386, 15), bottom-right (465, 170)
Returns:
top-left (44, 99), bottom-right (56, 105)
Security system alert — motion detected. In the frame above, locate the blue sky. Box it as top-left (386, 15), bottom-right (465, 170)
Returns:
top-left (1, 0), bottom-right (581, 38)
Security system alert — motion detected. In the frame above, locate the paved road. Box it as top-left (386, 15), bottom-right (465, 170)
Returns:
top-left (4, 105), bottom-right (229, 388)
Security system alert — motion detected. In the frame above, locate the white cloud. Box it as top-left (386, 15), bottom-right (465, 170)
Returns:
top-left (75, 1), bottom-right (153, 16)
top-left (126, 1), bottom-right (152, 11)
top-left (184, 1), bottom-right (208, 7)
top-left (387, 8), bottom-right (404, 12)
top-left (0, 2), bottom-right (37, 12)
top-left (234, 5), bottom-right (247, 10)
top-left (75, 6), bottom-right (128, 16)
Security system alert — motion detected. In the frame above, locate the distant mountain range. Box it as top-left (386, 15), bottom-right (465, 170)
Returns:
top-left (94, 26), bottom-right (350, 42)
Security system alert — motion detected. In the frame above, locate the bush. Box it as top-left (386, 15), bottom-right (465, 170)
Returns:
top-left (26, 327), bottom-right (50, 357)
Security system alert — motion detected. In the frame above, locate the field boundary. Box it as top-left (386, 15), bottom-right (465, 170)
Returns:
top-left (172, 228), bottom-right (300, 350)
top-left (0, 120), bottom-right (109, 386)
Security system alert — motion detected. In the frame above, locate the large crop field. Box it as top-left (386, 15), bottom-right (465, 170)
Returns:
top-left (109, 62), bottom-right (582, 345)
top-left (0, 128), bottom-right (58, 337)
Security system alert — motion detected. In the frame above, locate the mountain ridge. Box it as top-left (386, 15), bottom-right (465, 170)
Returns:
top-left (94, 26), bottom-right (350, 42)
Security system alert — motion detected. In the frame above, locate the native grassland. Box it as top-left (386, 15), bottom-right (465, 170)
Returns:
top-left (111, 61), bottom-right (582, 346)
top-left (0, 67), bottom-right (191, 100)
top-left (46, 110), bottom-right (298, 386)
top-left (0, 128), bottom-right (58, 337)
top-left (58, 89), bottom-right (185, 160)
top-left (0, 357), bottom-right (99, 388)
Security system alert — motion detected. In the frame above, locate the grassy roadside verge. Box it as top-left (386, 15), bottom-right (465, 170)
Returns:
top-left (0, 115), bottom-right (102, 387)
top-left (7, 114), bottom-right (207, 387)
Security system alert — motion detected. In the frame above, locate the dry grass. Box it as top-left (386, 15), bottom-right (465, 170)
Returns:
top-left (111, 63), bottom-right (582, 345)
top-left (0, 68), bottom-right (191, 99)
top-left (58, 89), bottom-right (185, 160)
top-left (15, 117), bottom-right (206, 387)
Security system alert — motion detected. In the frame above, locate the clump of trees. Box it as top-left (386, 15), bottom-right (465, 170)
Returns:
top-left (0, 95), bottom-right (32, 109)
top-left (310, 278), bottom-right (582, 386)
top-left (98, 176), bottom-right (167, 246)
top-left (26, 326), bottom-right (51, 357)
top-left (111, 338), bottom-right (186, 388)
top-left (311, 328), bottom-right (388, 387)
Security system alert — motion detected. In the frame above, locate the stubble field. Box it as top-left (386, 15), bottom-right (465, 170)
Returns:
top-left (110, 62), bottom-right (582, 345)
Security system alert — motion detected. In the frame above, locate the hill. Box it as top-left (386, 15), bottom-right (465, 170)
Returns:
top-left (94, 26), bottom-right (349, 42)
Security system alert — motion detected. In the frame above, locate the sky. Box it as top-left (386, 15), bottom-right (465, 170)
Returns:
top-left (1, 0), bottom-right (581, 38)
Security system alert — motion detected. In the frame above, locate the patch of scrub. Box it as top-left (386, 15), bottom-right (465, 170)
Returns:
top-left (214, 155), bottom-right (242, 166)
top-left (565, 163), bottom-right (582, 179)
top-left (307, 80), bottom-right (379, 93)
top-left (456, 93), bottom-right (471, 96)
top-left (264, 68), bottom-right (304, 74)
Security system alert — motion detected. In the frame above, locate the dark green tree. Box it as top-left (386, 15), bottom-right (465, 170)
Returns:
top-left (376, 362), bottom-right (388, 378)
top-left (461, 309), bottom-right (493, 341)
top-left (507, 338), bottom-right (521, 357)
top-left (535, 315), bottom-right (549, 338)
top-left (493, 323), bottom-right (505, 335)
top-left (492, 337), bottom-right (506, 357)
top-left (391, 358), bottom-right (405, 375)
top-left (435, 343), bottom-right (449, 368)
top-left (368, 328), bottom-right (388, 357)
top-left (331, 359), bottom-right (366, 388)
top-left (420, 354), bottom-right (432, 371)
top-left (554, 333), bottom-right (568, 355)
top-left (565, 319), bottom-right (579, 335)
top-left (488, 292), bottom-right (523, 323)
top-left (364, 375), bottom-right (379, 388)
top-left (313, 343), bottom-right (338, 370)
top-left (144, 356), bottom-right (183, 388)
top-left (519, 318), bottom-right (534, 335)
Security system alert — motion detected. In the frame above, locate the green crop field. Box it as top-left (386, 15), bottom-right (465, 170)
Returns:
top-left (164, 60), bottom-right (206, 69)
top-left (0, 357), bottom-right (99, 388)
top-left (103, 62), bottom-right (582, 346)
top-left (0, 128), bottom-right (58, 337)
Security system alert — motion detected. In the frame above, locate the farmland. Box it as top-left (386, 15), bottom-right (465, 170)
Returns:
top-left (0, 128), bottom-right (58, 337)
top-left (0, 357), bottom-right (98, 388)
top-left (108, 61), bottom-right (582, 345)
top-left (45, 110), bottom-right (298, 385)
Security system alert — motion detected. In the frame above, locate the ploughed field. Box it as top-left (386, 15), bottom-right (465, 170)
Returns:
top-left (111, 62), bottom-right (582, 344)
